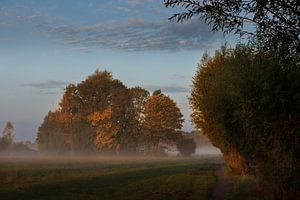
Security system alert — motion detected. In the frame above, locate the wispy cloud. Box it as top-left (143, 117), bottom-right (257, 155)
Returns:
top-left (170, 74), bottom-right (189, 80)
top-left (36, 18), bottom-right (220, 52)
top-left (23, 80), bottom-right (69, 89)
top-left (1, 0), bottom-right (221, 52)
top-left (143, 84), bottom-right (189, 93)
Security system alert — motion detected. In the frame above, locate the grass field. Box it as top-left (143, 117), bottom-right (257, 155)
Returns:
top-left (0, 156), bottom-right (221, 200)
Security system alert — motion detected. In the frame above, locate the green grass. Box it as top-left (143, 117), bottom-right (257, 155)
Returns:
top-left (0, 156), bottom-right (217, 200)
top-left (224, 167), bottom-right (262, 200)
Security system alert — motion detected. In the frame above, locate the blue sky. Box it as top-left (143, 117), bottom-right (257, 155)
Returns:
top-left (0, 0), bottom-right (239, 141)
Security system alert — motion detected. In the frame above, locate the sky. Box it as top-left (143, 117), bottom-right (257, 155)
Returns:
top-left (0, 0), bottom-right (239, 141)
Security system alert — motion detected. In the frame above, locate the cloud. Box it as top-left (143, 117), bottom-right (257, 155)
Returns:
top-left (143, 84), bottom-right (189, 93)
top-left (1, 1), bottom-right (220, 52)
top-left (37, 18), bottom-right (220, 52)
top-left (128, 0), bottom-right (142, 7)
top-left (170, 74), bottom-right (189, 80)
top-left (23, 80), bottom-right (69, 89)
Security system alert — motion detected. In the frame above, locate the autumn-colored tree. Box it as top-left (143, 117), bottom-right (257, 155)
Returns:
top-left (37, 71), bottom-right (186, 156)
top-left (143, 90), bottom-right (184, 154)
top-left (37, 70), bottom-right (146, 154)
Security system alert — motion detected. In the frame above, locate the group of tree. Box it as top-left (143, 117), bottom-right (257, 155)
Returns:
top-left (0, 122), bottom-right (35, 154)
top-left (165, 0), bottom-right (299, 199)
top-left (37, 70), bottom-right (195, 156)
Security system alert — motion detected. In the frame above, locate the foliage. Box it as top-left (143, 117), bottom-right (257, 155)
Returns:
top-left (176, 137), bottom-right (196, 156)
top-left (37, 111), bottom-right (70, 153)
top-left (0, 122), bottom-right (35, 154)
top-left (0, 122), bottom-right (15, 152)
top-left (164, 0), bottom-right (300, 65)
top-left (37, 71), bottom-right (183, 155)
top-left (143, 90), bottom-right (184, 153)
top-left (190, 45), bottom-right (300, 199)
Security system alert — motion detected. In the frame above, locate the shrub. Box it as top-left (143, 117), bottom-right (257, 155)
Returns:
top-left (176, 137), bottom-right (196, 157)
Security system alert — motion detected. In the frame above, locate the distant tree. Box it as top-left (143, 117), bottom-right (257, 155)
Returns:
top-left (176, 137), bottom-right (196, 157)
top-left (37, 70), bottom-right (151, 155)
top-left (143, 90), bottom-right (184, 154)
top-left (13, 142), bottom-right (31, 152)
top-left (0, 122), bottom-right (15, 151)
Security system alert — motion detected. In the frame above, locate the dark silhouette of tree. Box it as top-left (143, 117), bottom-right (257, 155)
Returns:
top-left (164, 0), bottom-right (300, 64)
top-left (176, 137), bottom-right (196, 156)
top-left (0, 122), bottom-right (15, 151)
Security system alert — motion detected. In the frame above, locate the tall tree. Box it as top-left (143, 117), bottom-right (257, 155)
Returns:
top-left (0, 122), bottom-right (15, 151)
top-left (120, 87), bottom-right (150, 154)
top-left (37, 111), bottom-right (69, 153)
top-left (190, 45), bottom-right (299, 199)
top-left (143, 90), bottom-right (184, 153)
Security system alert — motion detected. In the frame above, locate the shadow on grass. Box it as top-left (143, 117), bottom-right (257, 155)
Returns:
top-left (1, 161), bottom-right (215, 200)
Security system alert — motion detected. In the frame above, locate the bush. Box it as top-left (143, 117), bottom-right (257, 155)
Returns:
top-left (176, 137), bottom-right (196, 157)
top-left (190, 45), bottom-right (299, 199)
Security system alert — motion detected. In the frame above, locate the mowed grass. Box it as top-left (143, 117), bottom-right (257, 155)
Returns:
top-left (0, 156), bottom-right (219, 200)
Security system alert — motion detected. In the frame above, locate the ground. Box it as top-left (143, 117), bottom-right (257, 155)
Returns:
top-left (0, 155), bottom-right (259, 200)
top-left (0, 156), bottom-right (224, 200)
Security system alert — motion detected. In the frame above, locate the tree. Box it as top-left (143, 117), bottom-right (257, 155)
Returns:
top-left (37, 70), bottom-right (148, 155)
top-left (0, 122), bottom-right (15, 151)
top-left (164, 0), bottom-right (300, 64)
top-left (190, 45), bottom-right (299, 199)
top-left (37, 111), bottom-right (69, 153)
top-left (189, 47), bottom-right (250, 175)
top-left (122, 87), bottom-right (150, 154)
top-left (176, 137), bottom-right (196, 156)
top-left (143, 90), bottom-right (184, 154)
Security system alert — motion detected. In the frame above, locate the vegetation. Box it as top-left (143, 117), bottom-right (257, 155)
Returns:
top-left (165, 1), bottom-right (299, 199)
top-left (0, 122), bottom-right (14, 152)
top-left (37, 71), bottom-right (184, 155)
top-left (0, 157), bottom-right (216, 200)
top-left (0, 122), bottom-right (34, 154)
top-left (176, 137), bottom-right (196, 157)
top-left (190, 45), bottom-right (299, 199)
top-left (143, 90), bottom-right (184, 154)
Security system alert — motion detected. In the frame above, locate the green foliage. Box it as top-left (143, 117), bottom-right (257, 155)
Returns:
top-left (176, 137), bottom-right (196, 157)
top-left (190, 45), bottom-right (300, 199)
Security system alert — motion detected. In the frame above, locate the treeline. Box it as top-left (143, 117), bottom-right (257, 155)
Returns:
top-left (0, 122), bottom-right (36, 154)
top-left (37, 71), bottom-right (195, 156)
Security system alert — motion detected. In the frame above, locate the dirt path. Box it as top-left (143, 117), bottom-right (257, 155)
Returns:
top-left (211, 165), bottom-right (233, 200)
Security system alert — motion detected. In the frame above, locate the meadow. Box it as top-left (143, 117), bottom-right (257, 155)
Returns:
top-left (0, 156), bottom-right (222, 200)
